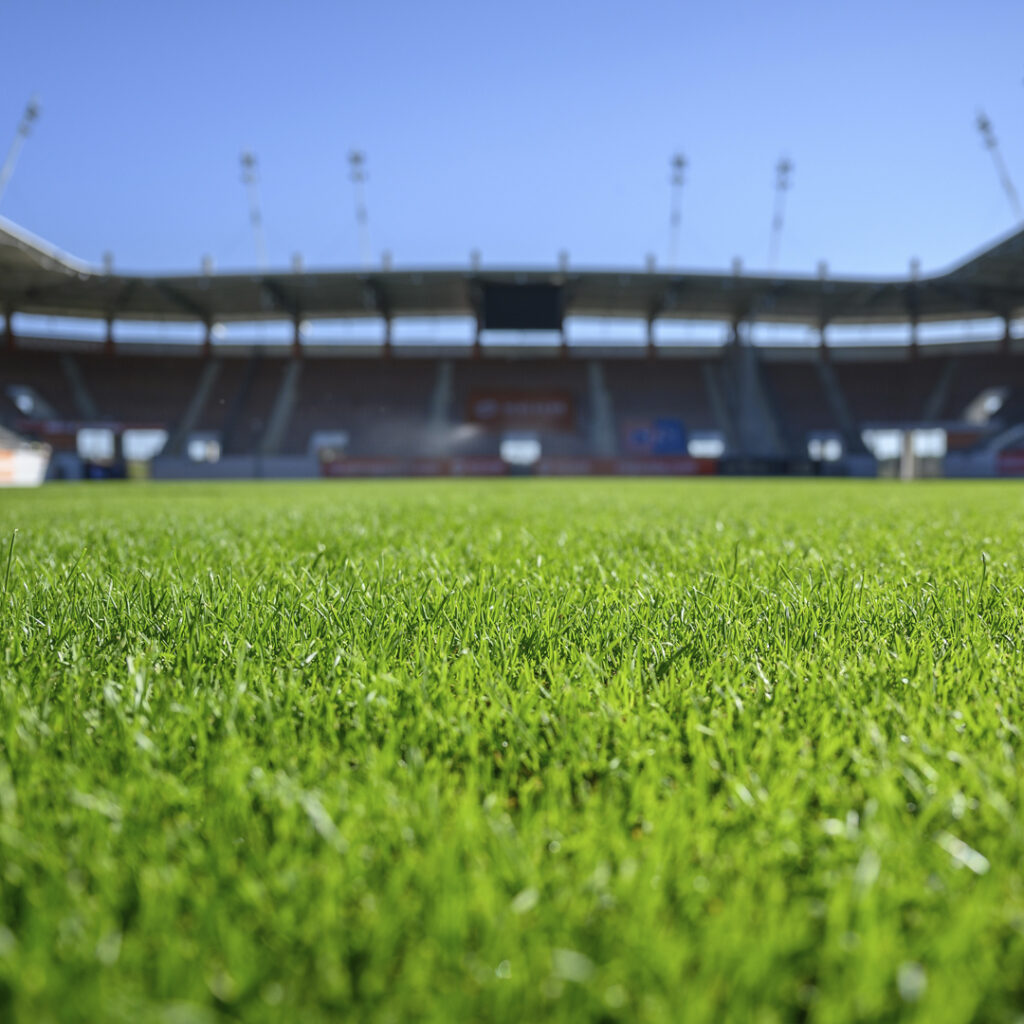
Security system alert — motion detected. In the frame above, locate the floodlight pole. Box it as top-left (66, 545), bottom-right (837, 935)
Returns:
top-left (0, 96), bottom-right (41, 208)
top-left (349, 150), bottom-right (372, 268)
top-left (976, 111), bottom-right (1023, 223)
top-left (668, 153), bottom-right (686, 269)
top-left (240, 151), bottom-right (269, 269)
top-left (768, 158), bottom-right (792, 270)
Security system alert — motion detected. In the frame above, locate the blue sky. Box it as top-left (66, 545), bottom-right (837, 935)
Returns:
top-left (2, 0), bottom-right (1023, 276)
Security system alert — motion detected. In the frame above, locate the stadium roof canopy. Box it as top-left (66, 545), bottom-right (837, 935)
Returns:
top-left (2, 216), bottom-right (1024, 327)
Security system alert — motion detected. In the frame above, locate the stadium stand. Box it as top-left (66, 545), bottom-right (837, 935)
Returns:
top-left (937, 352), bottom-right (1024, 422)
top-left (281, 358), bottom-right (436, 456)
top-left (0, 348), bottom-right (82, 421)
top-left (8, 339), bottom-right (1024, 475)
top-left (76, 353), bottom-right (204, 426)
top-left (194, 357), bottom-right (253, 436)
top-left (760, 357), bottom-right (843, 452)
top-left (831, 356), bottom-right (950, 425)
top-left (604, 359), bottom-right (718, 433)
top-left (222, 356), bottom-right (289, 455)
top-left (4, 215), bottom-right (1024, 477)
top-left (450, 358), bottom-right (593, 457)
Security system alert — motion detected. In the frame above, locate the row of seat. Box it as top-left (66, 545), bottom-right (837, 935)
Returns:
top-left (2, 348), bottom-right (1023, 456)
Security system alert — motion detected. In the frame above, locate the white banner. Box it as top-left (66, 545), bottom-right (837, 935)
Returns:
top-left (0, 447), bottom-right (51, 487)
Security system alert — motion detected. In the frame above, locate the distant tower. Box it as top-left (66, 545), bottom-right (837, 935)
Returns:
top-left (349, 150), bottom-right (372, 268)
top-left (0, 96), bottom-right (41, 207)
top-left (240, 151), bottom-right (269, 269)
top-left (768, 157), bottom-right (792, 270)
top-left (668, 153), bottom-right (686, 269)
top-left (976, 111), bottom-right (1023, 223)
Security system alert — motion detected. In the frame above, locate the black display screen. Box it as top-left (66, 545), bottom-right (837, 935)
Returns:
top-left (481, 283), bottom-right (563, 330)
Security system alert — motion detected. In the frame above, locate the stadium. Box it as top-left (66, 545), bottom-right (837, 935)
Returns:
top-left (6, 3), bottom-right (1024, 1022)
top-left (3, 214), bottom-right (1024, 482)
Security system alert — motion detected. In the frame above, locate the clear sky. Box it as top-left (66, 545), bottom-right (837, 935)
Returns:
top-left (2, 0), bottom-right (1023, 277)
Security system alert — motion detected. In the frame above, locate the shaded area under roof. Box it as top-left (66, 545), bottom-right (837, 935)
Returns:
top-left (2, 216), bottom-right (1023, 327)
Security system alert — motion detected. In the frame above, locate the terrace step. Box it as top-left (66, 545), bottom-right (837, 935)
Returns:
top-left (166, 357), bottom-right (222, 455)
top-left (587, 360), bottom-right (617, 456)
top-left (817, 355), bottom-right (867, 454)
top-left (60, 354), bottom-right (97, 420)
top-left (260, 358), bottom-right (304, 456)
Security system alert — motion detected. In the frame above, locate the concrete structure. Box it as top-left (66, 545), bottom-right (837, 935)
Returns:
top-left (3, 216), bottom-right (1024, 478)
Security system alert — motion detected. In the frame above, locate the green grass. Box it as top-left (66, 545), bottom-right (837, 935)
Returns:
top-left (2, 479), bottom-right (1024, 1023)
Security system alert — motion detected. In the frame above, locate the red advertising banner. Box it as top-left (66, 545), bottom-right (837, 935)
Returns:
top-left (450, 457), bottom-right (507, 476)
top-left (467, 392), bottom-right (574, 431)
top-left (537, 456), bottom-right (717, 476)
top-left (319, 455), bottom-right (719, 478)
top-left (997, 451), bottom-right (1024, 477)
top-left (946, 429), bottom-right (986, 452)
top-left (320, 457), bottom-right (507, 478)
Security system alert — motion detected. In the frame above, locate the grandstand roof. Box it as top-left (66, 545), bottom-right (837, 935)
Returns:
top-left (2, 215), bottom-right (1023, 327)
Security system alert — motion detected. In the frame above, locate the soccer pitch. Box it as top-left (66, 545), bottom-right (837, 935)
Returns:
top-left (2, 479), bottom-right (1024, 1022)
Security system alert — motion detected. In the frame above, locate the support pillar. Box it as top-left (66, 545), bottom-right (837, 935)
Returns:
top-left (383, 316), bottom-right (392, 359)
top-left (4, 309), bottom-right (14, 352)
top-left (1002, 316), bottom-right (1012, 355)
top-left (559, 320), bottom-right (569, 359)
top-left (900, 430), bottom-right (916, 481)
top-left (646, 315), bottom-right (656, 360)
top-left (472, 314), bottom-right (482, 359)
top-left (104, 316), bottom-right (115, 356)
top-left (292, 316), bottom-right (303, 359)
top-left (908, 258), bottom-right (920, 361)
top-left (202, 320), bottom-right (213, 358)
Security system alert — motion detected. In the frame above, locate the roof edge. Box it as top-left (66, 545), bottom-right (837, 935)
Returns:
top-left (0, 215), bottom-right (96, 275)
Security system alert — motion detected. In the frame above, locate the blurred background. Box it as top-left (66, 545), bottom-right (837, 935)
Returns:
top-left (2, 0), bottom-right (1024, 484)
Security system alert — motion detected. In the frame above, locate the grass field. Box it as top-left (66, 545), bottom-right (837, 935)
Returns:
top-left (2, 479), bottom-right (1024, 1022)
